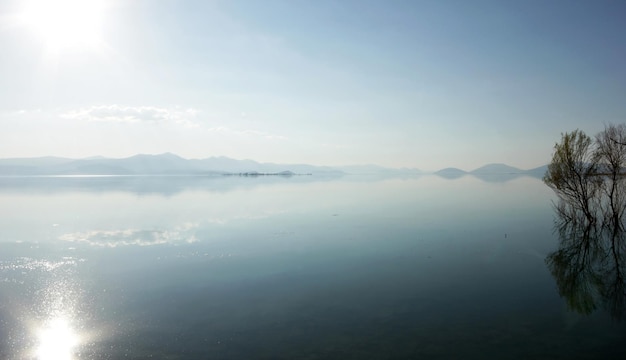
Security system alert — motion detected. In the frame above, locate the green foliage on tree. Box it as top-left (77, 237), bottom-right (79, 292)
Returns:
top-left (545, 124), bottom-right (626, 321)
top-left (544, 129), bottom-right (600, 223)
top-left (544, 125), bottom-right (626, 225)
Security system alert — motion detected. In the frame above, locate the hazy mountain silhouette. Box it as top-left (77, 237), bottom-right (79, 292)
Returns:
top-left (470, 163), bottom-right (524, 174)
top-left (468, 163), bottom-right (525, 183)
top-left (0, 154), bottom-right (547, 180)
top-left (0, 173), bottom-right (341, 196)
top-left (338, 164), bottom-right (421, 175)
top-left (0, 153), bottom-right (340, 176)
top-left (434, 163), bottom-right (548, 182)
top-left (0, 156), bottom-right (74, 176)
top-left (434, 167), bottom-right (467, 179)
top-left (525, 165), bottom-right (548, 178)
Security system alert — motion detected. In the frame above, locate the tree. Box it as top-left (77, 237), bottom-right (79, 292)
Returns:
top-left (594, 124), bottom-right (626, 227)
top-left (544, 130), bottom-right (600, 223)
top-left (545, 125), bottom-right (626, 320)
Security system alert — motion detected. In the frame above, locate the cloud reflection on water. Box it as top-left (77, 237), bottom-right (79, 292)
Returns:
top-left (58, 222), bottom-right (199, 247)
top-left (0, 175), bottom-right (560, 358)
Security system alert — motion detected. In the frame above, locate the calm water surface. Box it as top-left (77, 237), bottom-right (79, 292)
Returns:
top-left (0, 175), bottom-right (624, 359)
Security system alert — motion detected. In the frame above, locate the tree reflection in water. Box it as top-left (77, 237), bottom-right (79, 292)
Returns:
top-left (546, 198), bottom-right (626, 321)
top-left (544, 125), bottom-right (626, 320)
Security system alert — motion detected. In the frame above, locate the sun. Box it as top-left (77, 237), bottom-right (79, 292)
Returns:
top-left (17, 0), bottom-right (107, 51)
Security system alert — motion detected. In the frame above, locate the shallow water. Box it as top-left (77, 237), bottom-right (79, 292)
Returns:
top-left (1, 174), bottom-right (624, 359)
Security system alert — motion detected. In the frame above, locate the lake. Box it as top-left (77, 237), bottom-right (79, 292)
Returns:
top-left (1, 174), bottom-right (624, 359)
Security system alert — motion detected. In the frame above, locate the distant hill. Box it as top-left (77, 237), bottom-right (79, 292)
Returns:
top-left (433, 163), bottom-right (549, 182)
top-left (470, 163), bottom-right (524, 174)
top-left (434, 167), bottom-right (467, 179)
top-left (0, 153), bottom-right (341, 176)
top-left (525, 165), bottom-right (548, 178)
top-left (0, 154), bottom-right (549, 179)
top-left (338, 164), bottom-right (421, 175)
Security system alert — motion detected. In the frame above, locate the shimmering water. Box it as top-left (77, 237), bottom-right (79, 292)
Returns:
top-left (1, 174), bottom-right (624, 359)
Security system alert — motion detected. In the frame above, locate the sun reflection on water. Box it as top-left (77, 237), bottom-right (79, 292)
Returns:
top-left (12, 256), bottom-right (89, 360)
top-left (35, 317), bottom-right (79, 360)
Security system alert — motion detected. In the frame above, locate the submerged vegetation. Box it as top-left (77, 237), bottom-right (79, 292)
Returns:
top-left (546, 204), bottom-right (626, 321)
top-left (544, 124), bottom-right (626, 226)
top-left (544, 124), bottom-right (626, 320)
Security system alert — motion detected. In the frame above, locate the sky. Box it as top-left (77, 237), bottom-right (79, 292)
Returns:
top-left (0, 0), bottom-right (624, 171)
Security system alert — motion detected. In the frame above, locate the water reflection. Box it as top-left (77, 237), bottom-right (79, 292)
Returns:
top-left (5, 175), bottom-right (626, 357)
top-left (59, 222), bottom-right (199, 247)
top-left (0, 174), bottom-right (341, 196)
top-left (35, 317), bottom-right (79, 360)
top-left (546, 205), bottom-right (626, 320)
top-left (29, 260), bottom-right (87, 360)
top-left (0, 255), bottom-right (89, 359)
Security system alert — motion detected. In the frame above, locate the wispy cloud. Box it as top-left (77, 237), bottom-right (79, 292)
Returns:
top-left (60, 105), bottom-right (199, 127)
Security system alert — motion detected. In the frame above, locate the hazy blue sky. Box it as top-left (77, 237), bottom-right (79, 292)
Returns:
top-left (0, 0), bottom-right (624, 170)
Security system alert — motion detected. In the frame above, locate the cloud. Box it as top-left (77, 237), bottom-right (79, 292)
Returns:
top-left (57, 105), bottom-right (288, 140)
top-left (58, 223), bottom-right (199, 247)
top-left (60, 105), bottom-right (199, 127)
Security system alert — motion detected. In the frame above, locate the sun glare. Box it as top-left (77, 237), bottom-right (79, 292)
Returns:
top-left (35, 317), bottom-right (79, 360)
top-left (18, 0), bottom-right (107, 50)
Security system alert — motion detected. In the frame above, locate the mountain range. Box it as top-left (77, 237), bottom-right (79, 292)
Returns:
top-left (0, 153), bottom-right (327, 176)
top-left (435, 163), bottom-right (547, 180)
top-left (0, 154), bottom-right (546, 178)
